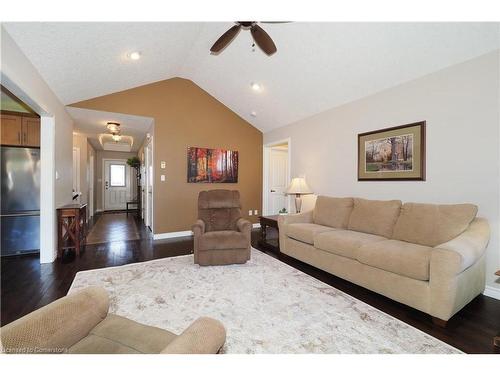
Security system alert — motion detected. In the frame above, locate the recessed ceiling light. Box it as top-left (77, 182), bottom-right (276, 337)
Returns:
top-left (250, 111), bottom-right (257, 117)
top-left (251, 82), bottom-right (262, 92)
top-left (129, 51), bottom-right (141, 60)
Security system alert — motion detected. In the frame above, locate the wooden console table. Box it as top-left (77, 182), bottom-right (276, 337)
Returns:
top-left (57, 203), bottom-right (87, 258)
top-left (258, 215), bottom-right (280, 253)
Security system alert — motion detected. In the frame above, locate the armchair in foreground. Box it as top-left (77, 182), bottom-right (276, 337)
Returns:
top-left (0, 286), bottom-right (226, 354)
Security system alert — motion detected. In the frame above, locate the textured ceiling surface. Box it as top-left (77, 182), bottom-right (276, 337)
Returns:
top-left (3, 22), bottom-right (499, 132)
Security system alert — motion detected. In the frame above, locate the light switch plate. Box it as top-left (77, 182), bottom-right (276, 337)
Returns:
top-left (248, 210), bottom-right (253, 216)
top-left (254, 210), bottom-right (258, 215)
top-left (160, 175), bottom-right (165, 181)
top-left (160, 161), bottom-right (166, 169)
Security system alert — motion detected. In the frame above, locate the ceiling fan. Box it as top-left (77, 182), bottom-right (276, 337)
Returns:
top-left (210, 21), bottom-right (284, 56)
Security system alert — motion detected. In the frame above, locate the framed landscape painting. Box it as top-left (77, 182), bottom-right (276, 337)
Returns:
top-left (358, 121), bottom-right (426, 181)
top-left (187, 146), bottom-right (238, 183)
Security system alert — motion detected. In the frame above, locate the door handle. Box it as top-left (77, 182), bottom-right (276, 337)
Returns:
top-left (105, 181), bottom-right (109, 190)
top-left (270, 190), bottom-right (276, 192)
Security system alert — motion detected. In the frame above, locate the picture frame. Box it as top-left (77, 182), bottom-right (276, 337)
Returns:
top-left (358, 121), bottom-right (426, 181)
top-left (187, 146), bottom-right (239, 183)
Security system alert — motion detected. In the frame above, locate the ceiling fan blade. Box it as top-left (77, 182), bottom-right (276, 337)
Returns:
top-left (210, 24), bottom-right (241, 53)
top-left (250, 24), bottom-right (277, 56)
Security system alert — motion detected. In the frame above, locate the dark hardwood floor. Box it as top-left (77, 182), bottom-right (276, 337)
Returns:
top-left (1, 213), bottom-right (499, 353)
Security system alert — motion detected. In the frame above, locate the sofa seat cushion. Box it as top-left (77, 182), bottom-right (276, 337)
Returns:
top-left (314, 230), bottom-right (386, 259)
top-left (199, 230), bottom-right (248, 250)
top-left (285, 223), bottom-right (336, 245)
top-left (313, 196), bottom-right (354, 229)
top-left (392, 202), bottom-right (478, 247)
top-left (348, 198), bottom-right (402, 238)
top-left (68, 314), bottom-right (176, 354)
top-left (357, 240), bottom-right (432, 281)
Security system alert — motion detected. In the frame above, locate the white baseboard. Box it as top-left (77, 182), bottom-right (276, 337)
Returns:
top-left (483, 285), bottom-right (500, 300)
top-left (153, 230), bottom-right (193, 240)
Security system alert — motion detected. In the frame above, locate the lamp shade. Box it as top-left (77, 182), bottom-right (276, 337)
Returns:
top-left (286, 177), bottom-right (313, 195)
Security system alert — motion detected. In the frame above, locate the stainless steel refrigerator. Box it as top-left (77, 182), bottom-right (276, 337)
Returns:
top-left (1, 146), bottom-right (41, 256)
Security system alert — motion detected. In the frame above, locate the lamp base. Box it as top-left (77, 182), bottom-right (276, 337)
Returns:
top-left (294, 194), bottom-right (302, 213)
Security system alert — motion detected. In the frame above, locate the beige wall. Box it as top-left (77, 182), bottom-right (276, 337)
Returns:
top-left (95, 150), bottom-right (138, 211)
top-left (71, 78), bottom-right (263, 233)
top-left (264, 51), bottom-right (500, 294)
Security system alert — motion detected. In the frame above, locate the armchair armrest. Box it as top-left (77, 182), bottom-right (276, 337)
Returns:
top-left (431, 218), bottom-right (490, 277)
top-left (236, 218), bottom-right (252, 235)
top-left (192, 219), bottom-right (206, 236)
top-left (0, 286), bottom-right (109, 353)
top-left (160, 317), bottom-right (226, 354)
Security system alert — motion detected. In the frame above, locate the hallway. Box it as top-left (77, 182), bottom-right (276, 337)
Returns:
top-left (86, 212), bottom-right (145, 244)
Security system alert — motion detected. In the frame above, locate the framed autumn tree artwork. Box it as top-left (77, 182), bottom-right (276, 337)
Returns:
top-left (187, 146), bottom-right (239, 183)
top-left (358, 121), bottom-right (426, 181)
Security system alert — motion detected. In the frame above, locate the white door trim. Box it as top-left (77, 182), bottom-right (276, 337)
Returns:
top-left (263, 137), bottom-right (292, 216)
top-left (72, 147), bottom-right (80, 202)
top-left (89, 154), bottom-right (94, 217)
top-left (144, 135), bottom-right (154, 232)
top-left (102, 158), bottom-right (131, 211)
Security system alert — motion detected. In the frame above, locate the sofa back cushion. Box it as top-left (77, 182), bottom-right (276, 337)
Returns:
top-left (348, 198), bottom-right (402, 238)
top-left (313, 196), bottom-right (354, 229)
top-left (392, 202), bottom-right (478, 247)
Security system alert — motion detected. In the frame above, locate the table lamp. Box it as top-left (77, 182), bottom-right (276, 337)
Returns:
top-left (286, 177), bottom-right (313, 213)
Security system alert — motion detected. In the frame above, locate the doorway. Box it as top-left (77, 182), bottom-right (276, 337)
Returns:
top-left (263, 138), bottom-right (291, 215)
top-left (103, 159), bottom-right (130, 211)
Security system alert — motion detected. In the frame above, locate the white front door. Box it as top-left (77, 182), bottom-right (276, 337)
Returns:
top-left (104, 160), bottom-right (129, 211)
top-left (268, 147), bottom-right (289, 214)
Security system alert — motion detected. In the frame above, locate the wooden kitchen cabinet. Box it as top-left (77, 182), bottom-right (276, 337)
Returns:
top-left (0, 112), bottom-right (40, 147)
top-left (0, 114), bottom-right (23, 145)
top-left (22, 116), bottom-right (41, 147)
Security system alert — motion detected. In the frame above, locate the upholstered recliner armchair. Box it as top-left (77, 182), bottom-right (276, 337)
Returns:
top-left (192, 190), bottom-right (252, 266)
top-left (0, 286), bottom-right (226, 354)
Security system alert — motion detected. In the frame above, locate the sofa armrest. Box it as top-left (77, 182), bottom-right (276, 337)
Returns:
top-left (0, 286), bottom-right (109, 353)
top-left (192, 219), bottom-right (206, 236)
top-left (431, 217), bottom-right (490, 277)
top-left (277, 210), bottom-right (313, 229)
top-left (160, 317), bottom-right (226, 354)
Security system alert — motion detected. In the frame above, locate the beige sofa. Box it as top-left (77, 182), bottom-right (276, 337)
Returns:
top-left (0, 286), bottom-right (226, 354)
top-left (278, 196), bottom-right (490, 323)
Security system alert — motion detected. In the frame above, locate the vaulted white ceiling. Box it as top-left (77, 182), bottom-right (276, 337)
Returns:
top-left (3, 22), bottom-right (499, 132)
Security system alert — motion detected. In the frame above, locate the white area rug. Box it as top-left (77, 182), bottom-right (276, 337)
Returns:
top-left (69, 248), bottom-right (460, 354)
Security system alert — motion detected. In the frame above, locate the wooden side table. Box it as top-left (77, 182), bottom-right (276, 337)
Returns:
top-left (258, 215), bottom-right (280, 253)
top-left (494, 270), bottom-right (500, 348)
top-left (57, 203), bottom-right (87, 258)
